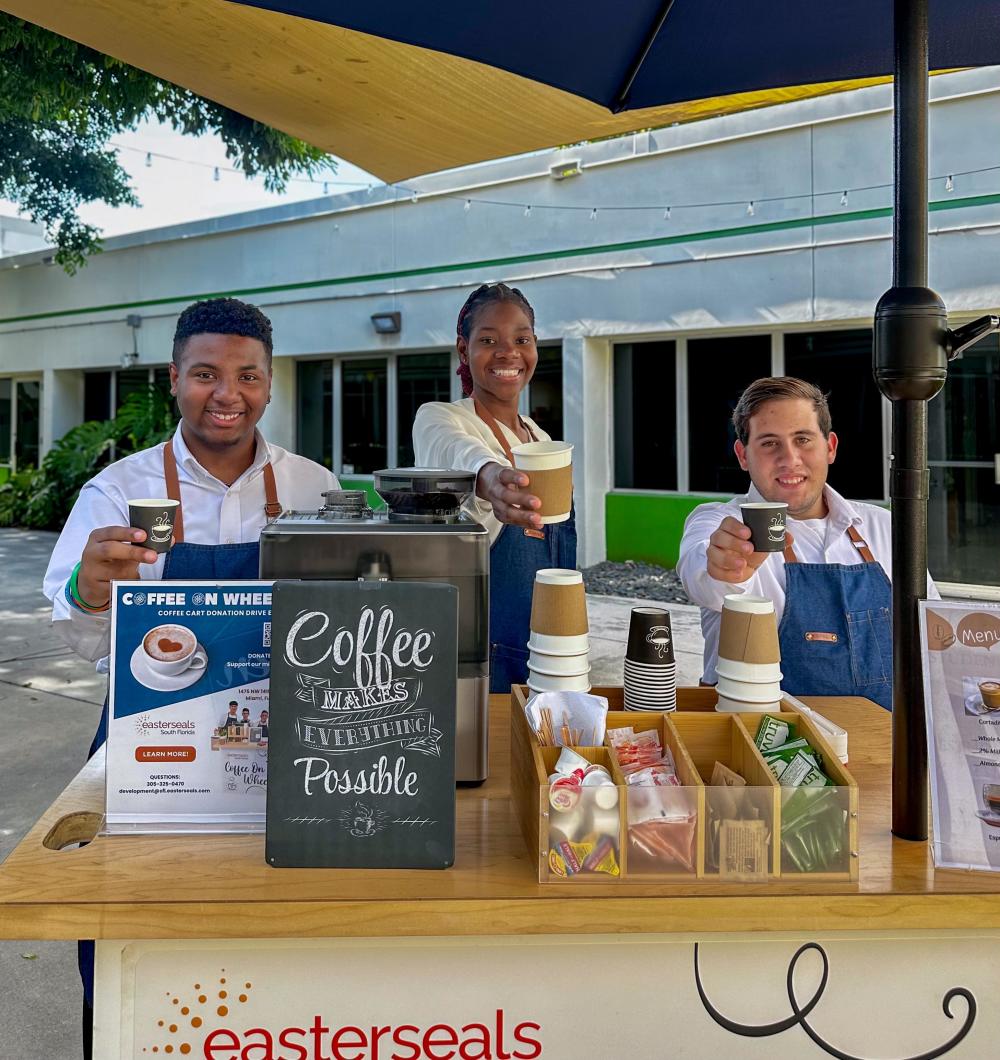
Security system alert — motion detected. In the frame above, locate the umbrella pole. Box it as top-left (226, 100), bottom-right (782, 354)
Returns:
top-left (875, 0), bottom-right (941, 841)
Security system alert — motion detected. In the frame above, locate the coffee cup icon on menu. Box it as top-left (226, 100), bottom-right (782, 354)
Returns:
top-left (767, 514), bottom-right (786, 543)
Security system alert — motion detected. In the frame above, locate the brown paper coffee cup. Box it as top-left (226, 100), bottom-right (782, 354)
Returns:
top-left (523, 465), bottom-right (573, 522)
top-left (718, 610), bottom-right (780, 665)
top-left (530, 577), bottom-right (588, 637)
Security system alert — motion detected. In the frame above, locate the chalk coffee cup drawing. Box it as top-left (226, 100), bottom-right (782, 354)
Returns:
top-left (740, 501), bottom-right (788, 552)
top-left (142, 624), bottom-right (207, 676)
top-left (128, 498), bottom-right (180, 554)
top-left (979, 680), bottom-right (1000, 710)
top-left (510, 441), bottom-right (573, 524)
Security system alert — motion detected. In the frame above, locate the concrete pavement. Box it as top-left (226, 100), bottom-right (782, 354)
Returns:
top-left (0, 527), bottom-right (705, 1059)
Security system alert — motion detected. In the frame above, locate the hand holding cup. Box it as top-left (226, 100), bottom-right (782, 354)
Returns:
top-left (77, 526), bottom-right (160, 610)
top-left (475, 461), bottom-right (543, 529)
top-left (707, 516), bottom-right (795, 584)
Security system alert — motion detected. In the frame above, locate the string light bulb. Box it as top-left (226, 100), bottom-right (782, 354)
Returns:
top-left (746, 201), bottom-right (755, 217)
top-left (410, 190), bottom-right (418, 204)
top-left (524, 205), bottom-right (532, 217)
top-left (144, 152), bottom-right (153, 168)
top-left (464, 199), bottom-right (471, 212)
top-left (590, 207), bottom-right (598, 220)
top-left (663, 206), bottom-right (671, 221)
top-left (213, 166), bottom-right (220, 182)
top-left (323, 182), bottom-right (329, 194)
top-left (945, 174), bottom-right (954, 193)
top-left (840, 190), bottom-right (849, 207)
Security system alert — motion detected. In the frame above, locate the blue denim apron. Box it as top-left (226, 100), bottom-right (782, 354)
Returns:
top-left (472, 398), bottom-right (579, 693)
top-left (777, 526), bottom-right (893, 711)
top-left (489, 511), bottom-right (577, 693)
top-left (80, 441), bottom-right (275, 1013)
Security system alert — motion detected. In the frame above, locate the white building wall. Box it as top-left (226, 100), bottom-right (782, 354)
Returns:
top-left (1, 68), bottom-right (999, 558)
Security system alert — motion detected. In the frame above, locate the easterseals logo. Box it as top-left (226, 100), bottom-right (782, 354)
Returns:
top-left (142, 970), bottom-right (543, 1059)
top-left (133, 712), bottom-right (196, 736)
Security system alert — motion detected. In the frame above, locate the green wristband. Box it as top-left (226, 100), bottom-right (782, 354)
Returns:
top-left (69, 561), bottom-right (110, 613)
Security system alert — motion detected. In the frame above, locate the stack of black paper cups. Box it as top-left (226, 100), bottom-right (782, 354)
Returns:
top-left (624, 607), bottom-right (676, 711)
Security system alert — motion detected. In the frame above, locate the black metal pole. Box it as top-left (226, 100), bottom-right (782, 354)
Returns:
top-left (874, 0), bottom-right (945, 841)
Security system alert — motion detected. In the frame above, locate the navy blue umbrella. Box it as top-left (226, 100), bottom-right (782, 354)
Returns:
top-left (233, 1), bottom-right (1000, 115)
top-left (230, 0), bottom-right (1000, 841)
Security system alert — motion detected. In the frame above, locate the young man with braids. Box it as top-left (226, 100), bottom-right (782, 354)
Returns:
top-left (412, 282), bottom-right (577, 692)
top-left (42, 297), bottom-right (338, 1055)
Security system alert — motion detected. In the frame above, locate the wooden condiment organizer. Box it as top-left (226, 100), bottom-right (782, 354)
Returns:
top-left (511, 685), bottom-right (859, 884)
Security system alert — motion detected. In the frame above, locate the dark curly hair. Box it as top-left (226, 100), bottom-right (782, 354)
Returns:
top-left (455, 283), bottom-right (535, 396)
top-left (172, 298), bottom-right (274, 364)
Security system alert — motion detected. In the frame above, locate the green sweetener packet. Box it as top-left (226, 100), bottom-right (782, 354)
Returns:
top-left (778, 751), bottom-right (832, 788)
top-left (755, 715), bottom-right (793, 752)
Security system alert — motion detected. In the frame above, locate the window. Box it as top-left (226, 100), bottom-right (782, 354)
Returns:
top-left (527, 344), bottom-right (563, 439)
top-left (15, 380), bottom-right (40, 469)
top-left (297, 360), bottom-right (333, 469)
top-left (0, 379), bottom-right (10, 465)
top-left (784, 329), bottom-right (884, 500)
top-left (342, 359), bottom-right (387, 474)
top-left (614, 341), bottom-right (677, 490)
top-left (687, 335), bottom-right (771, 493)
top-left (927, 333), bottom-right (1000, 585)
top-left (396, 353), bottom-right (451, 467)
top-left (84, 372), bottom-right (112, 423)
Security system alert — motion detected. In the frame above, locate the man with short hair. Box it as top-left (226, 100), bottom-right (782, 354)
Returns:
top-left (223, 701), bottom-right (240, 729)
top-left (677, 376), bottom-right (938, 710)
top-left (43, 298), bottom-right (338, 1050)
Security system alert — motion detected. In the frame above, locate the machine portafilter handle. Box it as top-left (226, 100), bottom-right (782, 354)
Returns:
top-left (356, 550), bottom-right (392, 582)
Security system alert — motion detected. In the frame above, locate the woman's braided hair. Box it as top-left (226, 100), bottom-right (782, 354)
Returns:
top-left (455, 283), bottom-right (536, 397)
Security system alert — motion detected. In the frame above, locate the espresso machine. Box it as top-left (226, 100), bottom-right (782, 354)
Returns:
top-left (259, 469), bottom-right (490, 783)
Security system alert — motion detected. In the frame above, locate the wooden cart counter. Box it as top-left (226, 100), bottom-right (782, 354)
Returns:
top-left (1, 695), bottom-right (997, 941)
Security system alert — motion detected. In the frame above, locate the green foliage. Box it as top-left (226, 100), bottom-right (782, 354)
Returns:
top-left (0, 386), bottom-right (178, 529)
top-left (0, 15), bottom-right (332, 270)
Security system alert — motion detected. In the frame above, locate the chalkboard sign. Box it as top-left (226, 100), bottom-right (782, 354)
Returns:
top-left (265, 580), bottom-right (457, 869)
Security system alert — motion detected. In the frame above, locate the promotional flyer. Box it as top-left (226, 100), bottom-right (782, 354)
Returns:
top-left (107, 580), bottom-right (273, 833)
top-left (921, 600), bottom-right (1000, 871)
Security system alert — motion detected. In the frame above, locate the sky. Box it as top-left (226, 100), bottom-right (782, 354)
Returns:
top-left (0, 118), bottom-right (382, 240)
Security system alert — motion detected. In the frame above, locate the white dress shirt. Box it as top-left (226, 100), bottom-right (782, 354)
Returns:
top-left (43, 425), bottom-right (339, 664)
top-left (411, 397), bottom-right (550, 545)
top-left (676, 482), bottom-right (940, 683)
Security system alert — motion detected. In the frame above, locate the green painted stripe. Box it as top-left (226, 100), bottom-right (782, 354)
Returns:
top-left (4, 192), bottom-right (999, 327)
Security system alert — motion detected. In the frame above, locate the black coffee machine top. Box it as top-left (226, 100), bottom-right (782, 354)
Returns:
top-left (373, 467), bottom-right (476, 522)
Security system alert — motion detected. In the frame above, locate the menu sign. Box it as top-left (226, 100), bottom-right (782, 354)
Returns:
top-left (107, 580), bottom-right (273, 833)
top-left (265, 580), bottom-right (457, 869)
top-left (921, 600), bottom-right (1000, 871)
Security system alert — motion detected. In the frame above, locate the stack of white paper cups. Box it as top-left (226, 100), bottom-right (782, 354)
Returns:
top-left (527, 569), bottom-right (590, 693)
top-left (624, 607), bottom-right (676, 711)
top-left (715, 594), bottom-right (782, 712)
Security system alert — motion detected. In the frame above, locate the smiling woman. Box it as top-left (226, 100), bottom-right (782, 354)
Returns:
top-left (411, 284), bottom-right (577, 692)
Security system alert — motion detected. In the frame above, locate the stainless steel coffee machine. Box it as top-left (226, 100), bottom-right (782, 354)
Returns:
top-left (259, 469), bottom-right (490, 783)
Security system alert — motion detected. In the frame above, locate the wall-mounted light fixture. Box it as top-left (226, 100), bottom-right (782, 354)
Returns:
top-left (122, 313), bottom-right (142, 368)
top-left (371, 311), bottom-right (402, 335)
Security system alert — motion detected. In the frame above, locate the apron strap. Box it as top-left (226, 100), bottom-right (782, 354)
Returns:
top-left (472, 396), bottom-right (537, 463)
top-left (783, 523), bottom-right (877, 564)
top-left (162, 439), bottom-right (284, 540)
top-left (847, 524), bottom-right (877, 563)
top-left (163, 439), bottom-right (185, 544)
top-left (263, 461), bottom-right (282, 519)
top-left (472, 397), bottom-right (544, 540)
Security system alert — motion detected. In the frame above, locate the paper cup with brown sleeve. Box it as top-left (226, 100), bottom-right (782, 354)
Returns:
top-left (718, 594), bottom-right (781, 666)
top-left (510, 441), bottom-right (573, 524)
top-left (528, 568), bottom-right (589, 654)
